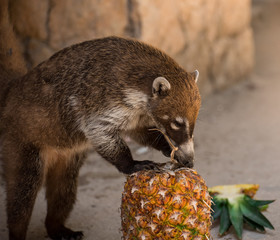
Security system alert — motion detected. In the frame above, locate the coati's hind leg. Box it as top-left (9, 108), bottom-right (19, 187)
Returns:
top-left (3, 142), bottom-right (44, 240)
top-left (45, 153), bottom-right (85, 240)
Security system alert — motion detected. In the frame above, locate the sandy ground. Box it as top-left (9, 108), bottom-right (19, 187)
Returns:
top-left (1, 1), bottom-right (280, 240)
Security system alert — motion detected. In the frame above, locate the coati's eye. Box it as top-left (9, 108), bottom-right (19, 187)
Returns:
top-left (170, 119), bottom-right (185, 130)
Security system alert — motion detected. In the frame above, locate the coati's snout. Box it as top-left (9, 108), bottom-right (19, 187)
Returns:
top-left (174, 139), bottom-right (195, 168)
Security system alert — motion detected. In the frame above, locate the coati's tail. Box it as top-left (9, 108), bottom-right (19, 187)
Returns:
top-left (0, 0), bottom-right (27, 122)
top-left (0, 0), bottom-right (27, 89)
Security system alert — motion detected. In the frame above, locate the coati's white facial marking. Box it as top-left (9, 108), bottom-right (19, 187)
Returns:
top-left (170, 122), bottom-right (180, 130)
top-left (161, 115), bottom-right (169, 120)
top-left (175, 117), bottom-right (184, 124)
top-left (185, 119), bottom-right (190, 136)
top-left (170, 117), bottom-right (188, 131)
top-left (179, 138), bottom-right (194, 158)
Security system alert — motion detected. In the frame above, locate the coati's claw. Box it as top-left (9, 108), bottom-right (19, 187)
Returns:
top-left (69, 231), bottom-right (84, 240)
top-left (131, 160), bottom-right (160, 173)
top-left (48, 227), bottom-right (84, 240)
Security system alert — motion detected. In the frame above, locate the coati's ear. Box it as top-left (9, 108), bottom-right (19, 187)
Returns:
top-left (192, 70), bottom-right (199, 83)
top-left (152, 77), bottom-right (171, 97)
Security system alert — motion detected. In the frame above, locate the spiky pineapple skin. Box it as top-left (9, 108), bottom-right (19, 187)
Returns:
top-left (121, 169), bottom-right (212, 240)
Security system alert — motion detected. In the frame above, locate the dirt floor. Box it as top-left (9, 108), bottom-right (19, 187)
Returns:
top-left (0, 1), bottom-right (280, 240)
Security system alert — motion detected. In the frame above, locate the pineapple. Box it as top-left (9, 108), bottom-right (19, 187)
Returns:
top-left (209, 184), bottom-right (275, 239)
top-left (121, 164), bottom-right (212, 240)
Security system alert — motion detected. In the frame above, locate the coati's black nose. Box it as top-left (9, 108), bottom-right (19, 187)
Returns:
top-left (174, 152), bottom-right (194, 168)
top-left (174, 140), bottom-right (195, 168)
top-left (183, 158), bottom-right (194, 168)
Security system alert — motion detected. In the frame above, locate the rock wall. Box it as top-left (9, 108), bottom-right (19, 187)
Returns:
top-left (10, 0), bottom-right (254, 95)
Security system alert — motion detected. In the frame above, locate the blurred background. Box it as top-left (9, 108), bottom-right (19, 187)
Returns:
top-left (7, 0), bottom-right (255, 96)
top-left (0, 0), bottom-right (280, 239)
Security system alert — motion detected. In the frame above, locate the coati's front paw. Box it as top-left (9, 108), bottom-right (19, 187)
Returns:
top-left (47, 226), bottom-right (84, 240)
top-left (130, 160), bottom-right (160, 173)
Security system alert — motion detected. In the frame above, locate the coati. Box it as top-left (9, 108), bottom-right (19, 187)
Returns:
top-left (0, 3), bottom-right (201, 240)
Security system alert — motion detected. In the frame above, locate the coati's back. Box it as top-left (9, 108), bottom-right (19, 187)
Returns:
top-left (3, 36), bottom-right (199, 147)
top-left (23, 36), bottom-right (186, 93)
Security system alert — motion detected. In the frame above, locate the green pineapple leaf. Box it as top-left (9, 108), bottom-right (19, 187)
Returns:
top-left (219, 203), bottom-right (231, 235)
top-left (244, 216), bottom-right (265, 232)
top-left (244, 195), bottom-right (275, 208)
top-left (258, 205), bottom-right (269, 211)
top-left (211, 197), bottom-right (222, 220)
top-left (240, 198), bottom-right (274, 230)
top-left (228, 200), bottom-right (243, 239)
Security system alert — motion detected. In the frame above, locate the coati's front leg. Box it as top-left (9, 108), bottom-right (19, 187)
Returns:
top-left (3, 141), bottom-right (44, 240)
top-left (94, 132), bottom-right (159, 174)
top-left (45, 153), bottom-right (85, 240)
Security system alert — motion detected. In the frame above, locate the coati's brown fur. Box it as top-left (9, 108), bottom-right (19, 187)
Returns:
top-left (0, 2), bottom-right (201, 240)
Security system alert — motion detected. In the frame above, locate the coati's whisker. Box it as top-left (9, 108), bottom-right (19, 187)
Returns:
top-left (149, 128), bottom-right (178, 163)
top-left (150, 132), bottom-right (164, 147)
